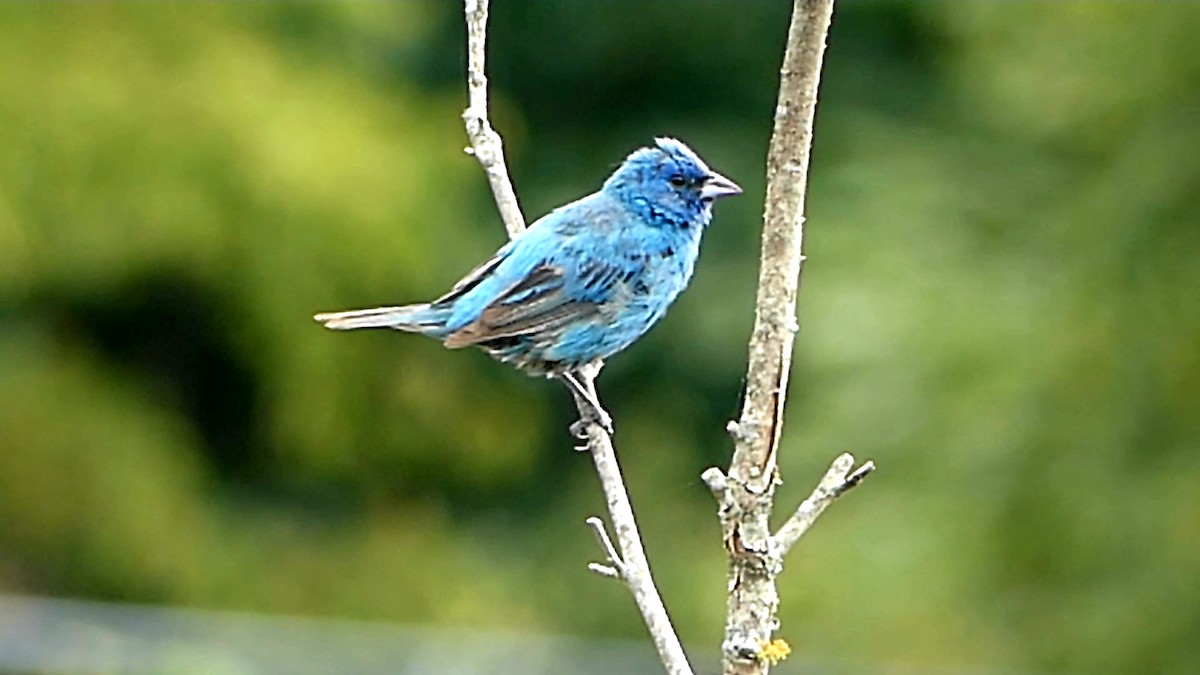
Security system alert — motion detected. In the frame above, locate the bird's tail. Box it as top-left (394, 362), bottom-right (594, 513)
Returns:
top-left (313, 303), bottom-right (449, 335)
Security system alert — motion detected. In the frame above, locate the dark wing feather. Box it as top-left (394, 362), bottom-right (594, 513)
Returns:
top-left (433, 250), bottom-right (507, 306)
top-left (444, 263), bottom-right (603, 349)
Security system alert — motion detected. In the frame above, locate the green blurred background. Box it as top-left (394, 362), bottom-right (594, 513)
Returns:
top-left (1, 2), bottom-right (1197, 673)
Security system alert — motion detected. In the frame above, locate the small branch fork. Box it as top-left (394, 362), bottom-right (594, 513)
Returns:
top-left (580, 421), bottom-right (693, 675)
top-left (702, 453), bottom-right (875, 567)
top-left (702, 452), bottom-right (872, 666)
top-left (462, 3), bottom-right (693, 674)
top-left (585, 516), bottom-right (624, 579)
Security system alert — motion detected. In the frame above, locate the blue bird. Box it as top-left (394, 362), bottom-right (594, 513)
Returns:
top-left (314, 138), bottom-right (740, 433)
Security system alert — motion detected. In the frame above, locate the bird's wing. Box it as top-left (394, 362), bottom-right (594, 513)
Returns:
top-left (443, 261), bottom-right (615, 349)
top-left (433, 243), bottom-right (511, 306)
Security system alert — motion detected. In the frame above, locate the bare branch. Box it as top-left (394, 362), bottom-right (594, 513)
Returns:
top-left (461, 5), bottom-right (690, 673)
top-left (463, 0), bottom-right (526, 238)
top-left (731, 0), bottom-right (833, 490)
top-left (714, 1), bottom-right (871, 674)
top-left (580, 421), bottom-right (695, 675)
top-left (774, 454), bottom-right (875, 555)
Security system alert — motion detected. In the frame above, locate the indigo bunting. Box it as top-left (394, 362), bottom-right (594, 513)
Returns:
top-left (315, 138), bottom-right (740, 432)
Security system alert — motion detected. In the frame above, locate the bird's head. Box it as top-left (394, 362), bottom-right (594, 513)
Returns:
top-left (603, 137), bottom-right (741, 228)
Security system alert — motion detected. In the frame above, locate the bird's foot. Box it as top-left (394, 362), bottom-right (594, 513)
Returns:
top-left (559, 365), bottom-right (613, 441)
top-left (569, 419), bottom-right (588, 441)
top-left (570, 405), bottom-right (614, 441)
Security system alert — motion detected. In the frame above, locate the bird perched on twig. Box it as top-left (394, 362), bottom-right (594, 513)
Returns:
top-left (315, 138), bottom-right (741, 435)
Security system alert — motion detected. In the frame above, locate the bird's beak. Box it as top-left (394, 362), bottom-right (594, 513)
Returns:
top-left (700, 171), bottom-right (742, 200)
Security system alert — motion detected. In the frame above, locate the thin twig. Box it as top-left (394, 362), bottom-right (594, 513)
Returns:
top-left (581, 421), bottom-right (694, 675)
top-left (463, 0), bottom-right (526, 238)
top-left (461, 4), bottom-right (692, 674)
top-left (588, 562), bottom-right (622, 579)
top-left (585, 515), bottom-right (628, 578)
top-left (774, 454), bottom-right (875, 555)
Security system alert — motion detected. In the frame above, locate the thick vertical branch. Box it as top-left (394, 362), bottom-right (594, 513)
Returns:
top-left (461, 3), bottom-right (693, 674)
top-left (707, 1), bottom-right (874, 674)
top-left (734, 0), bottom-right (832, 489)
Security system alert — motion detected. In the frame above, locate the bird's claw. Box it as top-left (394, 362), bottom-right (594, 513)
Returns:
top-left (570, 408), bottom-right (614, 441)
top-left (570, 420), bottom-right (589, 441)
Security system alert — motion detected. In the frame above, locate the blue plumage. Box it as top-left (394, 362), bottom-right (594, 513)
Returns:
top-left (315, 138), bottom-right (739, 426)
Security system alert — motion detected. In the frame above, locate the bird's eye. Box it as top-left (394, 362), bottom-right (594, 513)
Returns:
top-left (668, 175), bottom-right (687, 188)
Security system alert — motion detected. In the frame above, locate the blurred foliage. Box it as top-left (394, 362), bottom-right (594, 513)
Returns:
top-left (0, 2), bottom-right (1197, 674)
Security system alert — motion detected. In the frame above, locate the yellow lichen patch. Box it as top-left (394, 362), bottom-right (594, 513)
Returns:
top-left (758, 638), bottom-right (791, 665)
